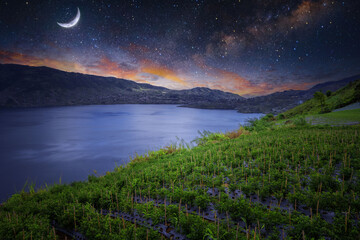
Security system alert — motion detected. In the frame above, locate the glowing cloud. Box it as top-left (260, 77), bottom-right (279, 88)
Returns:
top-left (191, 54), bottom-right (317, 96)
top-left (0, 50), bottom-right (320, 97)
top-left (138, 60), bottom-right (188, 87)
top-left (0, 50), bottom-right (87, 73)
top-left (85, 56), bottom-right (138, 80)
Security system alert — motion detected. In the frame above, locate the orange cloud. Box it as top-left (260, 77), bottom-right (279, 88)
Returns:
top-left (213, 70), bottom-right (318, 96)
top-left (0, 50), bottom-right (87, 73)
top-left (85, 56), bottom-right (138, 80)
top-left (216, 71), bottom-right (320, 96)
top-left (0, 50), bottom-right (319, 97)
top-left (192, 54), bottom-right (318, 96)
top-left (0, 50), bottom-right (140, 81)
top-left (192, 54), bottom-right (261, 95)
top-left (274, 81), bottom-right (320, 92)
top-left (0, 50), bottom-right (188, 88)
top-left (138, 60), bottom-right (187, 86)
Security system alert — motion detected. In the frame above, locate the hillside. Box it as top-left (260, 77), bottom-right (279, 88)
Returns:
top-left (1, 122), bottom-right (359, 239)
top-left (283, 79), bottom-right (360, 118)
top-left (235, 75), bottom-right (360, 114)
top-left (0, 64), bottom-right (243, 108)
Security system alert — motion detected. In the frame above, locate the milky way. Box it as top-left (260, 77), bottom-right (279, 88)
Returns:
top-left (0, 0), bottom-right (359, 96)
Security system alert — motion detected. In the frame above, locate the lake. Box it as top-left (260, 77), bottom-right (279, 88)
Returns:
top-left (0, 104), bottom-right (263, 202)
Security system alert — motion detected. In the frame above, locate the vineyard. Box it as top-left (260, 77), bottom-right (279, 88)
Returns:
top-left (0, 122), bottom-right (359, 239)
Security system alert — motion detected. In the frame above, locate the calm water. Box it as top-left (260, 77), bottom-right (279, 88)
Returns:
top-left (0, 104), bottom-right (263, 202)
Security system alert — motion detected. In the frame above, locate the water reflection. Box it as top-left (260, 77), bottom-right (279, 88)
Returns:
top-left (0, 104), bottom-right (263, 201)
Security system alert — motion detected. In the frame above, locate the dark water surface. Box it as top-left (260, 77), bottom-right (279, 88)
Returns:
top-left (0, 104), bottom-right (263, 202)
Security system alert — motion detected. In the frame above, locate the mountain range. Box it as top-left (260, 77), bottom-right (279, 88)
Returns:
top-left (0, 64), bottom-right (358, 113)
top-left (0, 64), bottom-right (243, 108)
top-left (234, 74), bottom-right (360, 113)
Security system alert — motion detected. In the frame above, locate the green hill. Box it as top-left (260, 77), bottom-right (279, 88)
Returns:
top-left (283, 79), bottom-right (360, 118)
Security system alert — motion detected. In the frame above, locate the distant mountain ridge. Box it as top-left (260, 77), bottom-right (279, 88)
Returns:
top-left (283, 78), bottom-right (360, 118)
top-left (0, 64), bottom-right (243, 108)
top-left (0, 64), bottom-right (358, 113)
top-left (234, 75), bottom-right (360, 113)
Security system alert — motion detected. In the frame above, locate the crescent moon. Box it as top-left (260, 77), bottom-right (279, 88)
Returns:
top-left (57, 7), bottom-right (80, 28)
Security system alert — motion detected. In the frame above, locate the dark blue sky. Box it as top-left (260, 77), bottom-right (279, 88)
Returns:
top-left (0, 0), bottom-right (359, 96)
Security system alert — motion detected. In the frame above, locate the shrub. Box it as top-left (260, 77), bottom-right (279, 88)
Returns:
top-left (244, 117), bottom-right (272, 131)
top-left (354, 84), bottom-right (360, 101)
top-left (309, 173), bottom-right (339, 192)
top-left (263, 113), bottom-right (276, 122)
top-left (294, 116), bottom-right (307, 126)
top-left (288, 215), bottom-right (330, 239)
top-left (225, 127), bottom-right (250, 139)
top-left (314, 91), bottom-right (326, 104)
top-left (319, 104), bottom-right (332, 114)
top-left (193, 131), bottom-right (229, 145)
top-left (314, 91), bottom-right (326, 111)
top-left (194, 195), bottom-right (210, 209)
top-left (277, 113), bottom-right (285, 120)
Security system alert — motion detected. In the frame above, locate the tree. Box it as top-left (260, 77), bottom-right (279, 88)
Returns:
top-left (313, 91), bottom-right (326, 110)
top-left (326, 90), bottom-right (332, 97)
top-left (354, 84), bottom-right (360, 102)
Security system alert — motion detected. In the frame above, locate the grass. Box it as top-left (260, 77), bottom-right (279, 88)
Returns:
top-left (307, 109), bottom-right (360, 125)
top-left (283, 79), bottom-right (360, 118)
top-left (0, 121), bottom-right (359, 239)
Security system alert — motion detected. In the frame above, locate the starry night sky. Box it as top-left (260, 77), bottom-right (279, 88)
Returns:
top-left (0, 0), bottom-right (359, 96)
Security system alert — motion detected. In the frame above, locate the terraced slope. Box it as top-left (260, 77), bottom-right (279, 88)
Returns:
top-left (1, 125), bottom-right (359, 239)
top-left (284, 79), bottom-right (360, 118)
top-left (306, 109), bottom-right (360, 126)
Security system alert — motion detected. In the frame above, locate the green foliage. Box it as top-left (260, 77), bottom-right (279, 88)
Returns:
top-left (309, 109), bottom-right (360, 125)
top-left (1, 125), bottom-right (360, 240)
top-left (288, 215), bottom-right (330, 239)
top-left (354, 84), bottom-right (360, 102)
top-left (244, 117), bottom-right (273, 131)
top-left (314, 91), bottom-right (326, 105)
top-left (314, 91), bottom-right (328, 113)
top-left (293, 116), bottom-right (308, 126)
top-left (193, 130), bottom-right (229, 145)
top-left (225, 127), bottom-right (250, 139)
top-left (195, 195), bottom-right (210, 209)
top-left (326, 90), bottom-right (332, 97)
top-left (319, 103), bottom-right (332, 114)
top-left (277, 113), bottom-right (285, 120)
top-left (263, 113), bottom-right (275, 122)
top-left (284, 79), bottom-right (360, 118)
